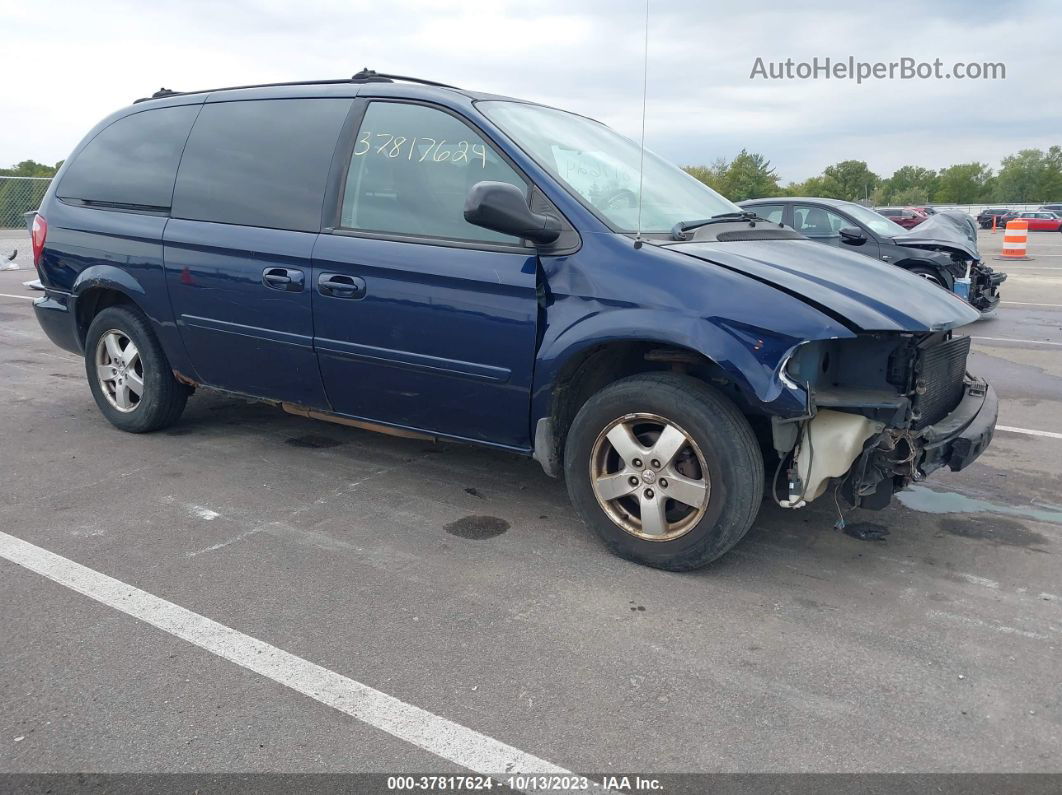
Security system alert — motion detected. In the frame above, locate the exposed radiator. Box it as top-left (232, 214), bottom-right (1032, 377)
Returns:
top-left (912, 336), bottom-right (971, 429)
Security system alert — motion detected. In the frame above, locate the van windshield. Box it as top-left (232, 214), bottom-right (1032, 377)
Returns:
top-left (478, 101), bottom-right (740, 233)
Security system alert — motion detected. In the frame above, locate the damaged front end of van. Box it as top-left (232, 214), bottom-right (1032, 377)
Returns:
top-left (772, 332), bottom-right (996, 510)
top-left (668, 227), bottom-right (997, 514)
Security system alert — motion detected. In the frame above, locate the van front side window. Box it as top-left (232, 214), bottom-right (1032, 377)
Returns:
top-left (341, 102), bottom-right (528, 244)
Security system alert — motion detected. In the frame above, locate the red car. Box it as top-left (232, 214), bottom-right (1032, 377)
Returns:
top-left (1013, 211), bottom-right (1062, 231)
top-left (875, 206), bottom-right (928, 229)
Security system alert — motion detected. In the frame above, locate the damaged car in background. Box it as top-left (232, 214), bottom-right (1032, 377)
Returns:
top-left (739, 197), bottom-right (1006, 314)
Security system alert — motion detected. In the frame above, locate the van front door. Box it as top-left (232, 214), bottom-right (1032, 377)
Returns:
top-left (311, 100), bottom-right (540, 449)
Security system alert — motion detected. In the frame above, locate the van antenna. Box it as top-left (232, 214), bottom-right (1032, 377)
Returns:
top-left (633, 0), bottom-right (650, 249)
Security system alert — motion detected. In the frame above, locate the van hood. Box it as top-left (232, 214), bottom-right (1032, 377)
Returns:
top-left (889, 212), bottom-right (981, 261)
top-left (669, 237), bottom-right (979, 332)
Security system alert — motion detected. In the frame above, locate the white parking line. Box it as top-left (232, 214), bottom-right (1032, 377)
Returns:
top-left (0, 292), bottom-right (35, 301)
top-left (0, 530), bottom-right (573, 778)
top-left (971, 336), bottom-right (1062, 347)
top-left (1000, 301), bottom-right (1062, 308)
top-left (996, 425), bottom-right (1062, 440)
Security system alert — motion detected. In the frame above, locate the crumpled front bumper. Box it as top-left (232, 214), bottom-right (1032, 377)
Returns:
top-left (917, 378), bottom-right (997, 475)
top-left (970, 265), bottom-right (1007, 313)
top-left (832, 377), bottom-right (997, 510)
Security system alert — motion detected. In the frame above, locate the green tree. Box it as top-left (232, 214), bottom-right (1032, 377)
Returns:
top-left (0, 159), bottom-right (61, 177)
top-left (782, 175), bottom-right (828, 197)
top-left (880, 165), bottom-right (938, 204)
top-left (933, 162), bottom-right (993, 203)
top-left (993, 150), bottom-right (1040, 202)
top-left (891, 186), bottom-right (932, 206)
top-left (0, 160), bottom-right (62, 228)
top-left (685, 151), bottom-right (781, 201)
top-left (994, 148), bottom-right (1062, 202)
top-left (683, 157), bottom-right (728, 193)
top-left (720, 149), bottom-right (782, 201)
top-left (818, 160), bottom-right (879, 202)
top-left (1043, 146), bottom-right (1062, 200)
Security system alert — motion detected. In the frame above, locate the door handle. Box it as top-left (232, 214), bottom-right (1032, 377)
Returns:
top-left (262, 267), bottom-right (304, 292)
top-left (318, 273), bottom-right (366, 299)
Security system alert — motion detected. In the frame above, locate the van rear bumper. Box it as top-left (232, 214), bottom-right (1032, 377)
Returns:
top-left (33, 291), bottom-right (82, 355)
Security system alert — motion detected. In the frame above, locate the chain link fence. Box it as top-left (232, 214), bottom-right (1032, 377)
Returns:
top-left (0, 176), bottom-right (52, 229)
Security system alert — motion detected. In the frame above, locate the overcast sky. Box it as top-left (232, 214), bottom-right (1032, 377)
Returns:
top-left (2, 0), bottom-right (1059, 183)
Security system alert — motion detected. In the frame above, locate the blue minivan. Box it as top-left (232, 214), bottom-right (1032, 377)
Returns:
top-left (29, 71), bottom-right (997, 570)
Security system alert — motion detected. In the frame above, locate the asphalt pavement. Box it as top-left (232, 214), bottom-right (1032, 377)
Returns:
top-left (0, 226), bottom-right (1059, 778)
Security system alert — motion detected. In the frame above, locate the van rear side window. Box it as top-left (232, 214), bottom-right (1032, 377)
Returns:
top-left (56, 105), bottom-right (200, 210)
top-left (171, 98), bottom-right (352, 233)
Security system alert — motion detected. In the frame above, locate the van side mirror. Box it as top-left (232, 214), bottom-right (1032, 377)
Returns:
top-left (839, 226), bottom-right (866, 245)
top-left (464, 181), bottom-right (561, 244)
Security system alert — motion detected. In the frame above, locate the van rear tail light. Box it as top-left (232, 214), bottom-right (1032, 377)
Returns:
top-left (31, 214), bottom-right (47, 268)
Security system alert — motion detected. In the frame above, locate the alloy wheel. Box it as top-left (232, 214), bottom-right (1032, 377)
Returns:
top-left (589, 413), bottom-right (710, 541)
top-left (917, 272), bottom-right (944, 287)
top-left (95, 329), bottom-right (144, 412)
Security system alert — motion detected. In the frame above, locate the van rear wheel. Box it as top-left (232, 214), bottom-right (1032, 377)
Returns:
top-left (85, 306), bottom-right (188, 433)
top-left (564, 373), bottom-right (763, 571)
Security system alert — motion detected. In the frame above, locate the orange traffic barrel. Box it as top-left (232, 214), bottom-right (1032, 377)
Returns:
top-left (1000, 219), bottom-right (1031, 260)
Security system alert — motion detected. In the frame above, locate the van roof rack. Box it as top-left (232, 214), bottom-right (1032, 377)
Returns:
top-left (349, 68), bottom-right (459, 88)
top-left (133, 69), bottom-right (459, 103)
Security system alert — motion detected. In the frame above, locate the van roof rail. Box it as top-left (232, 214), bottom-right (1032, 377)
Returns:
top-left (133, 69), bottom-right (459, 103)
top-left (349, 68), bottom-right (459, 88)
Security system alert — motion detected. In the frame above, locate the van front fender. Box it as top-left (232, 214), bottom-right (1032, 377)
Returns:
top-left (531, 307), bottom-right (823, 427)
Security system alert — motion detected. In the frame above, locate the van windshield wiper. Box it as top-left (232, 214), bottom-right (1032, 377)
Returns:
top-left (671, 211), bottom-right (765, 241)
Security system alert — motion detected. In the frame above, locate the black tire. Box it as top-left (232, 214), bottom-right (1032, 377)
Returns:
top-left (84, 305), bottom-right (188, 433)
top-left (907, 265), bottom-right (948, 288)
top-left (564, 373), bottom-right (763, 571)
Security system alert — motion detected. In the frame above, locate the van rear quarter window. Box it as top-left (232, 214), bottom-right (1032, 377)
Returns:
top-left (171, 98), bottom-right (352, 232)
top-left (56, 105), bottom-right (200, 209)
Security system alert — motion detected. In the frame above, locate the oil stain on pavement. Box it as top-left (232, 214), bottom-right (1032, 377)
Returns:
top-left (444, 515), bottom-right (510, 539)
top-left (897, 485), bottom-right (1055, 549)
top-left (939, 515), bottom-right (1048, 548)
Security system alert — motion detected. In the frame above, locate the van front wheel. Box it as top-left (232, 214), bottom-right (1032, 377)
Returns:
top-left (564, 373), bottom-right (763, 571)
top-left (85, 306), bottom-right (188, 433)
